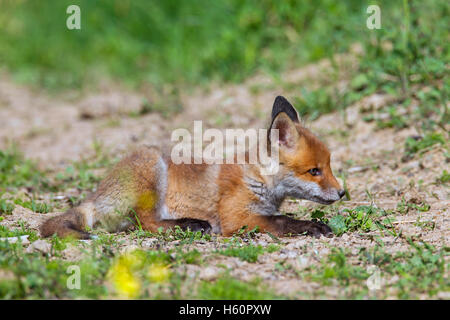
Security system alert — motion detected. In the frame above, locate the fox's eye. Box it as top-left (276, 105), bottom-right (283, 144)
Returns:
top-left (308, 168), bottom-right (321, 176)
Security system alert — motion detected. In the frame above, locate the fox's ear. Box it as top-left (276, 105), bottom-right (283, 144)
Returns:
top-left (269, 112), bottom-right (300, 150)
top-left (268, 96), bottom-right (300, 150)
top-left (271, 96), bottom-right (299, 124)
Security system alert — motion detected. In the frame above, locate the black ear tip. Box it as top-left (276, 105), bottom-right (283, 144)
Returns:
top-left (271, 95), bottom-right (298, 122)
top-left (274, 95), bottom-right (288, 104)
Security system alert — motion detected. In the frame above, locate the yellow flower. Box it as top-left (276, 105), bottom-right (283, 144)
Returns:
top-left (147, 263), bottom-right (171, 283)
top-left (108, 256), bottom-right (142, 299)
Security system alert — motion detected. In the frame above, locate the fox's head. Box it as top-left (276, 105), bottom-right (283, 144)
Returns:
top-left (267, 96), bottom-right (345, 205)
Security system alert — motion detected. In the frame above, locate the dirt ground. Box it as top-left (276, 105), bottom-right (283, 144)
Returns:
top-left (0, 56), bottom-right (448, 299)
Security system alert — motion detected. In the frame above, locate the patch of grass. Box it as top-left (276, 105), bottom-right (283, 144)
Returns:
top-left (396, 198), bottom-right (431, 215)
top-left (13, 199), bottom-right (52, 214)
top-left (173, 248), bottom-right (204, 265)
top-left (197, 275), bottom-right (280, 300)
top-left (375, 105), bottom-right (409, 130)
top-left (294, 0), bottom-right (448, 122)
top-left (415, 85), bottom-right (449, 131)
top-left (309, 247), bottom-right (369, 287)
top-left (52, 141), bottom-right (116, 194)
top-left (0, 145), bottom-right (111, 206)
top-left (312, 205), bottom-right (396, 236)
top-left (150, 225), bottom-right (213, 244)
top-left (54, 162), bottom-right (104, 192)
top-left (48, 234), bottom-right (74, 255)
top-left (404, 132), bottom-right (446, 159)
top-left (360, 240), bottom-right (449, 299)
top-left (234, 225), bottom-right (261, 239)
top-left (0, 199), bottom-right (15, 215)
top-left (0, 225), bottom-right (38, 242)
top-left (413, 217), bottom-right (436, 231)
top-left (0, 145), bottom-right (114, 213)
top-left (0, 232), bottom-right (204, 299)
top-left (217, 243), bottom-right (279, 263)
top-left (0, 147), bottom-right (50, 192)
top-left (305, 240), bottom-right (448, 299)
top-left (218, 244), bottom-right (265, 263)
top-left (293, 88), bottom-right (336, 120)
top-left (435, 170), bottom-right (450, 184)
top-left (0, 238), bottom-right (111, 299)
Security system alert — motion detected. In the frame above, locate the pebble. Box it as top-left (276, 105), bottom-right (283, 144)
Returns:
top-left (26, 240), bottom-right (52, 254)
top-left (200, 267), bottom-right (219, 281)
top-left (257, 240), bottom-right (268, 247)
top-left (141, 239), bottom-right (158, 248)
top-left (296, 256), bottom-right (310, 269)
top-left (0, 235), bottom-right (30, 245)
top-left (286, 239), bottom-right (307, 249)
top-left (286, 250), bottom-right (298, 259)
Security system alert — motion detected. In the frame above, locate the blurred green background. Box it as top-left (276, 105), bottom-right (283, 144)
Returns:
top-left (0, 0), bottom-right (447, 98)
top-left (0, 0), bottom-right (444, 90)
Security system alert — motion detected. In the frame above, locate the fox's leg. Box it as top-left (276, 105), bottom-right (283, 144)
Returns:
top-left (40, 206), bottom-right (93, 239)
top-left (134, 208), bottom-right (211, 233)
top-left (259, 215), bottom-right (333, 238)
top-left (221, 213), bottom-right (333, 238)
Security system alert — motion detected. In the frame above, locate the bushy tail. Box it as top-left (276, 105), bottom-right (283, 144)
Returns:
top-left (40, 208), bottom-right (91, 239)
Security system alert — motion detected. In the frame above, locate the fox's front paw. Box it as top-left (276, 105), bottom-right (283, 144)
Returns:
top-left (290, 220), bottom-right (333, 238)
top-left (177, 218), bottom-right (212, 234)
top-left (305, 221), bottom-right (333, 238)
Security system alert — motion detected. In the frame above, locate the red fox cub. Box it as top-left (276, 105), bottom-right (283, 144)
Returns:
top-left (41, 96), bottom-right (345, 239)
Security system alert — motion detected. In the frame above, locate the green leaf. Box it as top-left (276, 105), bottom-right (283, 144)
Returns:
top-left (311, 210), bottom-right (326, 220)
top-left (328, 215), bottom-right (347, 236)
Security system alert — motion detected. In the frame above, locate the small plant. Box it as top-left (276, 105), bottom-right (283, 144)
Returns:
top-left (235, 225), bottom-right (260, 239)
top-left (404, 133), bottom-right (445, 159)
top-left (218, 244), bottom-right (265, 263)
top-left (54, 164), bottom-right (102, 191)
top-left (0, 225), bottom-right (38, 242)
top-left (414, 217), bottom-right (435, 231)
top-left (360, 240), bottom-right (448, 299)
top-left (294, 88), bottom-right (335, 120)
top-left (0, 147), bottom-right (50, 191)
top-left (314, 205), bottom-right (394, 236)
top-left (14, 199), bottom-right (52, 214)
top-left (376, 106), bottom-right (409, 130)
top-left (0, 199), bottom-right (15, 215)
top-left (309, 248), bottom-right (369, 286)
top-left (154, 225), bottom-right (212, 243)
top-left (396, 198), bottom-right (430, 214)
top-left (173, 248), bottom-right (203, 265)
top-left (435, 170), bottom-right (449, 184)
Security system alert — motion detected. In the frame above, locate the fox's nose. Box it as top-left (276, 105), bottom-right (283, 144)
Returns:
top-left (338, 189), bottom-right (345, 199)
